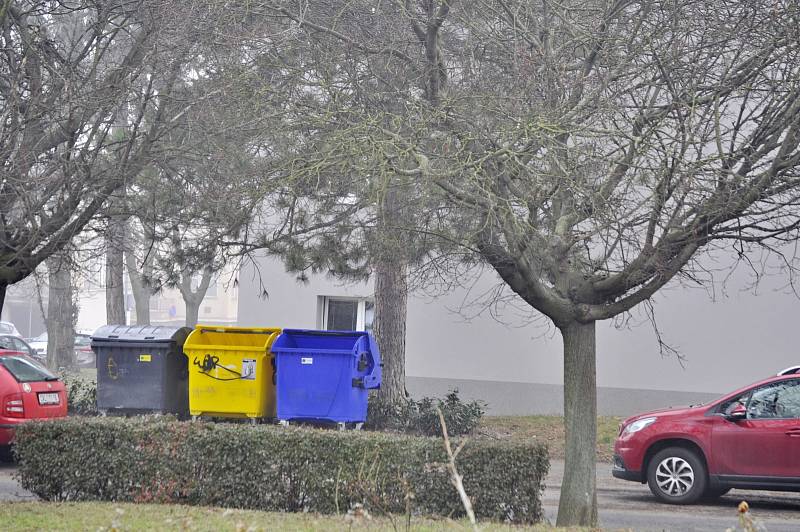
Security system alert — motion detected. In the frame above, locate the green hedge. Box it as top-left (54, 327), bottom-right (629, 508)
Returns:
top-left (14, 418), bottom-right (548, 523)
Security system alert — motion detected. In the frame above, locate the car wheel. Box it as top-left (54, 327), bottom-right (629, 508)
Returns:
top-left (647, 447), bottom-right (707, 504)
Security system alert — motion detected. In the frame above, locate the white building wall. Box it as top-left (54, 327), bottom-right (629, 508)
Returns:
top-left (238, 253), bottom-right (800, 409)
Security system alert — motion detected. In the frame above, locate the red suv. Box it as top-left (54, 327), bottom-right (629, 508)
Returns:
top-left (0, 346), bottom-right (67, 447)
top-left (613, 366), bottom-right (800, 504)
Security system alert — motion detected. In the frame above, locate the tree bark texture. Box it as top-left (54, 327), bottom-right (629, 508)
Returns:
top-left (373, 255), bottom-right (408, 404)
top-left (372, 184), bottom-right (409, 405)
top-left (185, 299), bottom-right (200, 328)
top-left (126, 250), bottom-right (152, 325)
top-left (105, 217), bottom-right (126, 325)
top-left (45, 254), bottom-right (76, 369)
top-left (556, 320), bottom-right (598, 527)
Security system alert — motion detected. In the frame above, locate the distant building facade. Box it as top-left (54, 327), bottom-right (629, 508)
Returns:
top-left (237, 253), bottom-right (800, 416)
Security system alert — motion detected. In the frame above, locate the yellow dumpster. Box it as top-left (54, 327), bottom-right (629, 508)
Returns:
top-left (184, 326), bottom-right (281, 419)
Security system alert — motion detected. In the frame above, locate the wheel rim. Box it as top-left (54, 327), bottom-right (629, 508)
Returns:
top-left (655, 456), bottom-right (695, 497)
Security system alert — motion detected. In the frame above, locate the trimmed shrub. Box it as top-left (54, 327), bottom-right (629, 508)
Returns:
top-left (367, 389), bottom-right (485, 436)
top-left (58, 371), bottom-right (98, 415)
top-left (14, 417), bottom-right (548, 523)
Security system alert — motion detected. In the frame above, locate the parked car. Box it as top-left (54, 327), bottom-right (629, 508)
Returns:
top-left (0, 335), bottom-right (38, 360)
top-left (74, 332), bottom-right (94, 367)
top-left (25, 332), bottom-right (47, 360)
top-left (23, 332), bottom-right (94, 367)
top-left (613, 366), bottom-right (800, 504)
top-left (0, 321), bottom-right (21, 338)
top-left (0, 347), bottom-right (67, 446)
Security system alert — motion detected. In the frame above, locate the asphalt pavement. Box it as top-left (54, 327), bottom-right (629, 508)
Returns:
top-left (0, 461), bottom-right (35, 502)
top-left (1, 458), bottom-right (799, 530)
top-left (544, 460), bottom-right (800, 531)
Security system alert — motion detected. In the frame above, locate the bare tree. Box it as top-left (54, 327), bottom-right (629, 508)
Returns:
top-left (260, 0), bottom-right (800, 525)
top-left (0, 0), bottom-right (223, 314)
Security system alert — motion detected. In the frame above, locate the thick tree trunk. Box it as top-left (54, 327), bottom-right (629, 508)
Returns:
top-left (126, 251), bottom-right (151, 325)
top-left (105, 218), bottom-right (126, 325)
top-left (556, 320), bottom-right (598, 527)
top-left (372, 184), bottom-right (409, 405)
top-left (45, 254), bottom-right (76, 370)
top-left (373, 256), bottom-right (408, 404)
top-left (185, 298), bottom-right (200, 328)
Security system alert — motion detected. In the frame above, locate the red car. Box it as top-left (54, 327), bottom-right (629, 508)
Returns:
top-left (613, 366), bottom-right (800, 503)
top-left (0, 343), bottom-right (67, 447)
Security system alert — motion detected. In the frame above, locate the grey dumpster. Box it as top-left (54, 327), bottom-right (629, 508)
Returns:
top-left (91, 325), bottom-right (191, 416)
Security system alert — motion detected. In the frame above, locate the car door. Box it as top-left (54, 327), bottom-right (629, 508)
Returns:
top-left (712, 379), bottom-right (800, 478)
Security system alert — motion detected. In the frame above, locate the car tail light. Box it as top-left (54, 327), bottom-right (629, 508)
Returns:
top-left (4, 393), bottom-right (25, 418)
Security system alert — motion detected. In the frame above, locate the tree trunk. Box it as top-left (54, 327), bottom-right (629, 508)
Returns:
top-left (372, 183), bottom-right (409, 405)
top-left (126, 250), bottom-right (151, 325)
top-left (105, 217), bottom-right (126, 325)
top-left (45, 253), bottom-right (76, 370)
top-left (0, 284), bottom-right (6, 319)
top-left (556, 320), bottom-right (598, 527)
top-left (373, 256), bottom-right (408, 404)
top-left (185, 297), bottom-right (200, 328)
top-left (178, 267), bottom-right (212, 328)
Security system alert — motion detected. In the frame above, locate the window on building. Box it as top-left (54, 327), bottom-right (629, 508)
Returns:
top-left (321, 297), bottom-right (375, 332)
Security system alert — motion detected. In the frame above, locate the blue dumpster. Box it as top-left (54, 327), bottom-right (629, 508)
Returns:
top-left (272, 329), bottom-right (381, 424)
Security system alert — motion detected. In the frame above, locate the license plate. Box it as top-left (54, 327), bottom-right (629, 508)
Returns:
top-left (38, 393), bottom-right (60, 405)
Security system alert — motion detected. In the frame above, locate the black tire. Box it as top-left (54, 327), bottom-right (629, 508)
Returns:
top-left (647, 447), bottom-right (707, 504)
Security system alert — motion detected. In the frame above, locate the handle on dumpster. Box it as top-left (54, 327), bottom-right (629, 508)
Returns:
top-left (197, 327), bottom-right (278, 335)
top-left (292, 329), bottom-right (365, 337)
top-left (361, 336), bottom-right (382, 390)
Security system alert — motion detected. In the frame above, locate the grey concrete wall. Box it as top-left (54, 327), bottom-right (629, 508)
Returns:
top-left (406, 376), bottom-right (721, 417)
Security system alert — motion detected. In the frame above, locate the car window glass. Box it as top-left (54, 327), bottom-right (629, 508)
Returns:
top-left (776, 380), bottom-right (800, 419)
top-left (0, 336), bottom-right (14, 350)
top-left (0, 323), bottom-right (12, 334)
top-left (12, 338), bottom-right (29, 352)
top-left (0, 355), bottom-right (56, 382)
top-left (747, 380), bottom-right (800, 419)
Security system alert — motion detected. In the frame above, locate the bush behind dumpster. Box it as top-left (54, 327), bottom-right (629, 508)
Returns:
top-left (14, 417), bottom-right (548, 523)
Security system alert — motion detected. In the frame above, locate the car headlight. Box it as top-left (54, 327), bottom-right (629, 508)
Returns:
top-left (622, 416), bottom-right (657, 435)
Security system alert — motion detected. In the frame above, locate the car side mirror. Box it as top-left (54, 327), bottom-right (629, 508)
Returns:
top-left (724, 403), bottom-right (747, 421)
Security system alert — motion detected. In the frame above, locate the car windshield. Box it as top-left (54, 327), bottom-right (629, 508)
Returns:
top-left (0, 355), bottom-right (57, 383)
top-left (0, 323), bottom-right (13, 335)
top-left (75, 335), bottom-right (91, 346)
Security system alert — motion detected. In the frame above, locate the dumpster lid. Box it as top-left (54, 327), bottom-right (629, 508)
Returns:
top-left (277, 329), bottom-right (369, 338)
top-left (272, 329), bottom-right (372, 352)
top-left (91, 325), bottom-right (192, 343)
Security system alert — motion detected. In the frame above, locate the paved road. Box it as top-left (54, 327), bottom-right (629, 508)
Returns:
top-left (3, 458), bottom-right (799, 530)
top-left (545, 460), bottom-right (800, 531)
top-left (0, 461), bottom-right (35, 502)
